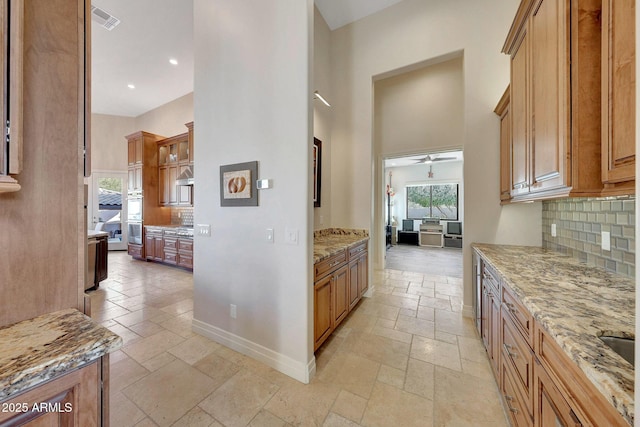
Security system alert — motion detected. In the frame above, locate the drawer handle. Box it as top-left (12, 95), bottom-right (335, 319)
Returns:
top-left (504, 343), bottom-right (518, 359)
top-left (504, 395), bottom-right (519, 414)
top-left (329, 260), bottom-right (342, 267)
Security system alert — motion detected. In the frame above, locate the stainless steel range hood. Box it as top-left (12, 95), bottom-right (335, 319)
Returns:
top-left (176, 165), bottom-right (194, 186)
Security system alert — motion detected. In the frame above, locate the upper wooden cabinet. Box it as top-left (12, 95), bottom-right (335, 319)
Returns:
top-left (494, 87), bottom-right (512, 202)
top-left (500, 0), bottom-right (634, 202)
top-left (157, 123), bottom-right (194, 207)
top-left (601, 0), bottom-right (636, 195)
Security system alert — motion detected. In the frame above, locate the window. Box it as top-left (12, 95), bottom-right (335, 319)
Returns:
top-left (406, 183), bottom-right (458, 220)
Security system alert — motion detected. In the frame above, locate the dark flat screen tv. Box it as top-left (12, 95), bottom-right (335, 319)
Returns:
top-left (447, 221), bottom-right (462, 235)
top-left (402, 219), bottom-right (414, 231)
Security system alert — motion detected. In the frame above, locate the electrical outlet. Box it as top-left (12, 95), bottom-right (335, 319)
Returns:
top-left (230, 304), bottom-right (237, 319)
top-left (601, 231), bottom-right (611, 251)
top-left (551, 223), bottom-right (557, 237)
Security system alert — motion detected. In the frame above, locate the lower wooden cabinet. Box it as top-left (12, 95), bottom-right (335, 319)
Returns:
top-left (314, 241), bottom-right (368, 351)
top-left (143, 226), bottom-right (193, 270)
top-left (475, 249), bottom-right (628, 427)
top-left (534, 358), bottom-right (583, 427)
top-left (0, 359), bottom-right (107, 427)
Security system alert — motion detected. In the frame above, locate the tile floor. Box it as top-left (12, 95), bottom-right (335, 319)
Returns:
top-left (89, 246), bottom-right (508, 427)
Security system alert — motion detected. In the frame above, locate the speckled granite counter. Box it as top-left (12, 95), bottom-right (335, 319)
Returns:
top-left (314, 228), bottom-right (369, 263)
top-left (0, 308), bottom-right (122, 401)
top-left (473, 244), bottom-right (634, 425)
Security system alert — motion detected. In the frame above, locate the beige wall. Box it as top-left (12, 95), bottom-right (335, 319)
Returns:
top-left (328, 0), bottom-right (542, 313)
top-left (374, 56), bottom-right (464, 157)
top-left (91, 92), bottom-right (194, 173)
top-left (313, 7), bottom-right (332, 229)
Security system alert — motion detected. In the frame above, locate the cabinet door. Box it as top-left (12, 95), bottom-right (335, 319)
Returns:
top-left (499, 102), bottom-right (512, 201)
top-left (534, 360), bottom-right (583, 427)
top-left (134, 166), bottom-right (142, 192)
top-left (127, 168), bottom-right (135, 192)
top-left (601, 0), bottom-right (636, 188)
top-left (168, 165), bottom-right (178, 205)
top-left (529, 0), bottom-right (568, 193)
top-left (510, 32), bottom-right (530, 197)
top-left (0, 362), bottom-right (100, 427)
top-left (314, 275), bottom-right (332, 350)
top-left (348, 260), bottom-right (359, 310)
top-left (481, 284), bottom-right (490, 352)
top-left (145, 235), bottom-right (155, 260)
top-left (489, 292), bottom-right (501, 375)
top-left (158, 166), bottom-right (168, 205)
top-left (333, 265), bottom-right (349, 326)
top-left (154, 237), bottom-right (164, 261)
top-left (357, 253), bottom-right (368, 297)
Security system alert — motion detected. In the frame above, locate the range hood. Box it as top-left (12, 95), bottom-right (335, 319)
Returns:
top-left (176, 165), bottom-right (194, 186)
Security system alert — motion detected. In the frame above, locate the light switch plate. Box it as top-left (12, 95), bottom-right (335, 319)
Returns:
top-left (285, 228), bottom-right (299, 245)
top-left (266, 228), bottom-right (274, 243)
top-left (197, 224), bottom-right (211, 237)
top-left (551, 223), bottom-right (556, 237)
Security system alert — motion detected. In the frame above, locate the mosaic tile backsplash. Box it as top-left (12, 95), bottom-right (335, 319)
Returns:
top-left (542, 197), bottom-right (635, 277)
top-left (171, 207), bottom-right (194, 227)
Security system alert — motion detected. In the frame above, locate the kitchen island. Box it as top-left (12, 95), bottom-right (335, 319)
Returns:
top-left (473, 244), bottom-right (633, 426)
top-left (314, 229), bottom-right (369, 350)
top-left (0, 308), bottom-right (122, 425)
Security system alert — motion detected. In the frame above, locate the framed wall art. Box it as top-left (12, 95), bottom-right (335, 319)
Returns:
top-left (313, 138), bottom-right (322, 207)
top-left (220, 161), bottom-right (258, 206)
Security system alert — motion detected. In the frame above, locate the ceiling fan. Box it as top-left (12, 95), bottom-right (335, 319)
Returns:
top-left (414, 154), bottom-right (457, 164)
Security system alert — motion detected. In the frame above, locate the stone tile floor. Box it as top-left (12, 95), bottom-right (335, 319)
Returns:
top-left (89, 247), bottom-right (507, 426)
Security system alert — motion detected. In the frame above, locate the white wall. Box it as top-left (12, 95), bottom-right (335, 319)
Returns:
top-left (329, 0), bottom-right (542, 315)
top-left (192, 0), bottom-right (314, 382)
top-left (135, 92), bottom-right (194, 139)
top-left (313, 7), bottom-right (332, 229)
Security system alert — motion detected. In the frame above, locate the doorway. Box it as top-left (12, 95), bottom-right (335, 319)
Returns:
top-left (89, 171), bottom-right (128, 250)
top-left (382, 151), bottom-right (464, 270)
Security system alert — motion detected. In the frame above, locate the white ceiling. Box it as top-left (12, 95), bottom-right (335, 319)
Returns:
top-left (91, 0), bottom-right (404, 117)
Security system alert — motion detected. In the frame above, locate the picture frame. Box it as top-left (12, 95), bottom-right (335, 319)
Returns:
top-left (313, 138), bottom-right (322, 207)
top-left (220, 161), bottom-right (258, 207)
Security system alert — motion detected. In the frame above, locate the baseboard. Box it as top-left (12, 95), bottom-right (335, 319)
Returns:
top-left (192, 318), bottom-right (315, 384)
top-left (462, 304), bottom-right (475, 318)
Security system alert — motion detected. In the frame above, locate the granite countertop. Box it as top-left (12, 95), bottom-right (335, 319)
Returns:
top-left (0, 308), bottom-right (122, 401)
top-left (472, 243), bottom-right (634, 425)
top-left (87, 230), bottom-right (109, 239)
top-left (314, 228), bottom-right (369, 263)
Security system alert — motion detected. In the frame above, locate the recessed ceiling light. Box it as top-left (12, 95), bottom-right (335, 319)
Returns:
top-left (169, 58), bottom-right (178, 65)
top-left (127, 83), bottom-right (135, 89)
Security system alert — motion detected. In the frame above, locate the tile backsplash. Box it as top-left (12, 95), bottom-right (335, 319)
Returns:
top-left (542, 197), bottom-right (635, 277)
top-left (171, 207), bottom-right (194, 226)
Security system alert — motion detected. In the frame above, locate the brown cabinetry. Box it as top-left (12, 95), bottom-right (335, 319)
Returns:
top-left (0, 360), bottom-right (106, 427)
top-left (314, 241), bottom-right (368, 351)
top-left (474, 248), bottom-right (628, 427)
top-left (126, 131), bottom-right (169, 259)
top-left (157, 123), bottom-right (193, 207)
top-left (501, 0), bottom-right (608, 202)
top-left (494, 87), bottom-right (511, 202)
top-left (144, 226), bottom-right (193, 270)
top-left (145, 227), bottom-right (164, 262)
top-left (601, 0), bottom-right (636, 195)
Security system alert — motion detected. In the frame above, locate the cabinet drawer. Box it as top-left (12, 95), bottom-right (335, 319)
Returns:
top-left (502, 312), bottom-right (534, 417)
top-left (128, 244), bottom-right (143, 259)
top-left (482, 263), bottom-right (501, 294)
top-left (178, 238), bottom-right (193, 252)
top-left (315, 250), bottom-right (347, 281)
top-left (164, 237), bottom-right (178, 250)
top-left (502, 284), bottom-right (533, 346)
top-left (348, 242), bottom-right (367, 260)
top-left (163, 250), bottom-right (178, 265)
top-left (178, 254), bottom-right (193, 269)
top-left (500, 359), bottom-right (533, 427)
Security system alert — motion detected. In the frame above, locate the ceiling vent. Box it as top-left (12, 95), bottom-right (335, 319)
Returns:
top-left (91, 5), bottom-right (121, 31)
